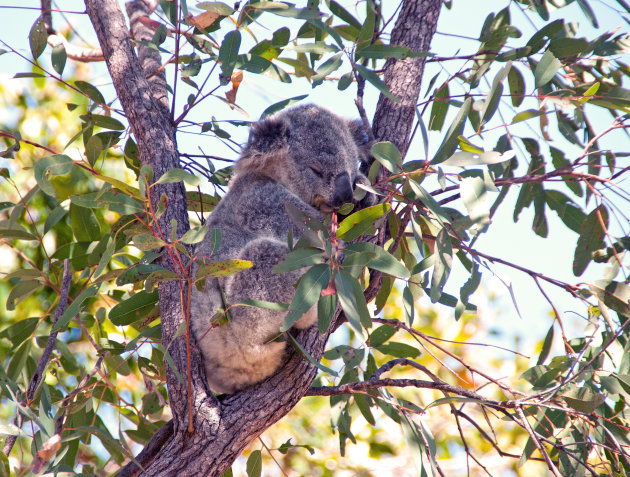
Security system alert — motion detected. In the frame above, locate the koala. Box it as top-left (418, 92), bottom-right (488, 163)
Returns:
top-left (190, 104), bottom-right (374, 394)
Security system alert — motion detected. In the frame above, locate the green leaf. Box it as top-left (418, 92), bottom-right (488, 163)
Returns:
top-left (179, 226), bottom-right (208, 244)
top-left (29, 17), bottom-right (47, 59)
top-left (441, 150), bottom-right (515, 167)
top-left (283, 264), bottom-right (330, 331)
top-left (430, 229), bottom-right (453, 303)
top-left (286, 333), bottom-right (338, 376)
top-left (317, 293), bottom-right (337, 334)
top-left (6, 280), bottom-right (41, 311)
top-left (334, 269), bottom-right (370, 333)
top-left (70, 203), bottom-right (102, 242)
top-left (0, 317), bottom-right (39, 347)
top-left (507, 66), bottom-right (525, 107)
top-left (371, 142), bottom-right (402, 173)
top-left (52, 285), bottom-right (100, 332)
top-left (375, 342), bottom-right (420, 358)
top-left (75, 81), bottom-right (106, 104)
top-left (431, 97), bottom-right (471, 165)
top-left (573, 205), bottom-right (608, 276)
top-left (51, 44), bottom-right (67, 75)
top-left (197, 2), bottom-right (235, 15)
top-left (155, 168), bottom-right (201, 186)
top-left (480, 63), bottom-right (510, 128)
top-left (549, 37), bottom-right (590, 57)
top-left (109, 290), bottom-right (159, 326)
top-left (0, 228), bottom-right (38, 241)
top-left (312, 52), bottom-right (343, 84)
top-left (337, 203), bottom-right (390, 241)
top-left (370, 324), bottom-right (396, 348)
top-left (545, 190), bottom-right (586, 233)
top-left (328, 0), bottom-right (362, 29)
top-left (85, 114), bottom-right (125, 131)
top-left (219, 30), bottom-right (241, 83)
top-left (589, 280), bottom-right (630, 318)
top-left (274, 247), bottom-right (324, 273)
top-left (534, 50), bottom-right (561, 88)
top-left (355, 64), bottom-right (398, 102)
top-left (343, 242), bottom-right (410, 279)
top-left (429, 83), bottom-right (449, 131)
top-left (132, 233), bottom-right (165, 251)
top-left (260, 94), bottom-right (308, 118)
top-left (195, 259), bottom-right (252, 281)
top-left (246, 450), bottom-right (262, 477)
top-left (34, 154), bottom-right (74, 196)
top-left (562, 387), bottom-right (605, 413)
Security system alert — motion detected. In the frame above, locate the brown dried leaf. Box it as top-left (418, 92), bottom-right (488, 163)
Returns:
top-left (189, 11), bottom-right (220, 30)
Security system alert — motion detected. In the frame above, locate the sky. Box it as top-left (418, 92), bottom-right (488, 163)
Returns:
top-left (0, 0), bottom-right (628, 359)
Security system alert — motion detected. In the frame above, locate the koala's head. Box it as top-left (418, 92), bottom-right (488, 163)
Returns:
top-left (234, 104), bottom-right (370, 213)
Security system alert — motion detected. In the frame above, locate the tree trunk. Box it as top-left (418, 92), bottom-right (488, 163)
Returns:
top-left (372, 0), bottom-right (441, 158)
top-left (84, 0), bottom-right (441, 474)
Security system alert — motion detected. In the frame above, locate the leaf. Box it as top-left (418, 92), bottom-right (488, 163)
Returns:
top-left (70, 204), bottom-right (102, 242)
top-left (375, 342), bottom-right (420, 358)
top-left (317, 293), bottom-right (337, 334)
top-left (29, 17), bottom-right (47, 59)
top-left (460, 175), bottom-right (490, 234)
top-left (260, 94), bottom-right (308, 118)
top-left (246, 450), bottom-right (262, 477)
top-left (507, 66), bottom-right (525, 107)
top-left (562, 387), bottom-right (605, 413)
top-left (219, 30), bottom-right (241, 83)
top-left (534, 50), bottom-right (561, 88)
top-left (274, 247), bottom-right (324, 273)
top-left (343, 242), bottom-right (410, 279)
top-left (431, 98), bottom-right (472, 165)
top-left (430, 229), bottom-right (453, 303)
top-left (155, 168), bottom-right (201, 186)
top-left (132, 233), bottom-right (165, 251)
top-left (573, 205), bottom-right (608, 276)
top-left (75, 81), bottom-right (106, 104)
top-left (34, 154), bottom-right (74, 196)
top-left (337, 203), bottom-right (390, 241)
top-left (109, 290), bottom-right (159, 326)
top-left (52, 285), bottom-right (100, 333)
top-left (369, 325), bottom-right (396, 347)
top-left (195, 259), bottom-right (252, 281)
top-left (0, 317), bottom-right (39, 347)
top-left (286, 333), bottom-right (338, 376)
top-left (312, 52), bottom-right (343, 84)
top-left (0, 228), bottom-right (38, 241)
top-left (283, 264), bottom-right (330, 331)
top-left (179, 226), bottom-right (208, 244)
top-left (6, 280), bottom-right (41, 311)
top-left (334, 269), bottom-right (370, 333)
top-left (197, 1), bottom-right (235, 15)
top-left (51, 44), bottom-right (67, 75)
top-left (429, 83), bottom-right (449, 131)
top-left (480, 63), bottom-right (510, 128)
top-left (371, 142), bottom-right (402, 173)
top-left (441, 150), bottom-right (515, 167)
top-left (355, 64), bottom-right (398, 102)
top-left (589, 280), bottom-right (630, 318)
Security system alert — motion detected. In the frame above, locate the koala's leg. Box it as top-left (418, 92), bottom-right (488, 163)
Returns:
top-left (201, 238), bottom-right (315, 392)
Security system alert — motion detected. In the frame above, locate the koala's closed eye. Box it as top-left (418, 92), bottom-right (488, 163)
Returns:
top-left (307, 164), bottom-right (324, 177)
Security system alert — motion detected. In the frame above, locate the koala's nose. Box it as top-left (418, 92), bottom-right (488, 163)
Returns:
top-left (332, 173), bottom-right (354, 208)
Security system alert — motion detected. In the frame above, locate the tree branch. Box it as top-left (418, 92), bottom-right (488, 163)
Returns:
top-left (2, 259), bottom-right (71, 456)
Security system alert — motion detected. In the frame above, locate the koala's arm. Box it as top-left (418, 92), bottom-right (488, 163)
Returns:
top-left (195, 237), bottom-right (316, 394)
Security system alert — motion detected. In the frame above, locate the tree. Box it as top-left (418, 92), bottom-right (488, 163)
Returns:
top-left (1, 0), bottom-right (629, 476)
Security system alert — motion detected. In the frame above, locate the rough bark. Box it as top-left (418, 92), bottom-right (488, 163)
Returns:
top-left (84, 0), bottom-right (441, 475)
top-left (372, 0), bottom-right (441, 158)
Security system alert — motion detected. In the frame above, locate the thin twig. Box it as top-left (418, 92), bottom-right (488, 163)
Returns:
top-left (3, 259), bottom-right (72, 456)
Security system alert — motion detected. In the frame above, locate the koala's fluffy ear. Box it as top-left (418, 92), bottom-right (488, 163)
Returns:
top-left (243, 116), bottom-right (291, 156)
top-left (348, 119), bottom-right (371, 147)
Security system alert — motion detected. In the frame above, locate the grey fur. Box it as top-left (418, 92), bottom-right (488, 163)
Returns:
top-left (190, 104), bottom-right (374, 394)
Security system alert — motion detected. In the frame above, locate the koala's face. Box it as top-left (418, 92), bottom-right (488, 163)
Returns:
top-left (238, 105), bottom-right (366, 213)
